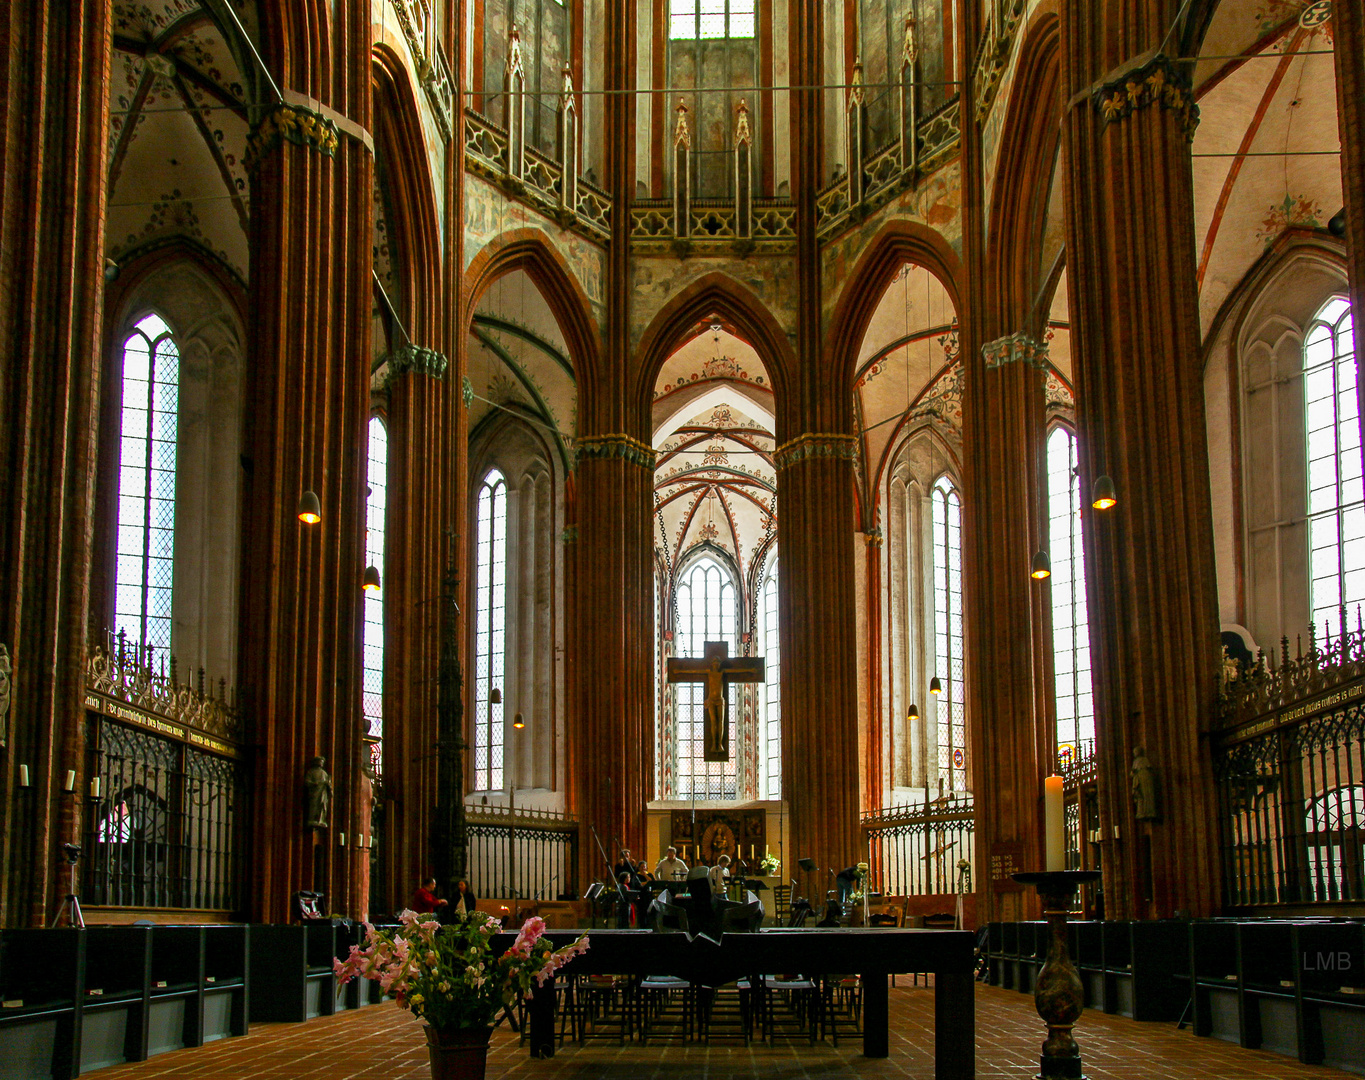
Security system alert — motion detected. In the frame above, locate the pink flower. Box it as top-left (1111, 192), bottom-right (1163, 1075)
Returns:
top-left (512, 916), bottom-right (546, 955)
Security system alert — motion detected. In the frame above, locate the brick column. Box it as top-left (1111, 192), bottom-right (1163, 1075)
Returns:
top-left (0, 0), bottom-right (111, 926)
top-left (1059, 4), bottom-right (1221, 917)
top-left (239, 2), bottom-right (374, 921)
top-left (777, 15), bottom-right (861, 875)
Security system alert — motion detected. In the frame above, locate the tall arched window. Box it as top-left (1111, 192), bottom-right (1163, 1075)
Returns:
top-left (760, 558), bottom-right (781, 800)
top-left (115, 313), bottom-right (179, 652)
top-left (675, 555), bottom-right (738, 799)
top-left (475, 471), bottom-right (508, 791)
top-left (1047, 427), bottom-right (1093, 766)
top-left (932, 476), bottom-right (966, 792)
top-left (363, 418), bottom-right (388, 770)
top-left (1305, 297), bottom-right (1362, 631)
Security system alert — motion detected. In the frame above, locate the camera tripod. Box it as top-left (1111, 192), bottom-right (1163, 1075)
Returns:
top-left (51, 853), bottom-right (85, 928)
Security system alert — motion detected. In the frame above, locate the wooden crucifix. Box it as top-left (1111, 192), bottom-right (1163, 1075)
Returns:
top-left (666, 641), bottom-right (765, 762)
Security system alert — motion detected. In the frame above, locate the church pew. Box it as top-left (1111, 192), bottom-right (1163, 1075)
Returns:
top-left (0, 928), bottom-right (84, 1080)
top-left (202, 925), bottom-right (249, 1042)
top-left (1294, 921), bottom-right (1365, 1073)
top-left (984, 922), bottom-right (1006, 986)
top-left (1236, 921), bottom-right (1299, 1058)
top-left (1073, 920), bottom-right (1105, 1009)
top-left (1117, 921), bottom-right (1188, 1022)
top-left (78, 926), bottom-right (151, 1074)
top-left (145, 926), bottom-right (203, 1056)
top-left (1189, 920), bottom-right (1240, 1041)
top-left (247, 924), bottom-right (337, 1023)
top-left (1011, 921), bottom-right (1046, 994)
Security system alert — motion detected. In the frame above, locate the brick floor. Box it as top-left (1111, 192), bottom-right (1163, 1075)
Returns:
top-left (86, 983), bottom-right (1360, 1079)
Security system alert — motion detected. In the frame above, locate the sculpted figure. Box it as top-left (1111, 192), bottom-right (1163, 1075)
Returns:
top-left (305, 756), bottom-right (332, 829)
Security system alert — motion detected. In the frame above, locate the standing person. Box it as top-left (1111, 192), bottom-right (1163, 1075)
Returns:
top-left (411, 877), bottom-right (447, 915)
top-left (613, 848), bottom-right (639, 886)
top-left (655, 846), bottom-right (688, 882)
top-left (451, 878), bottom-right (477, 915)
top-left (707, 854), bottom-right (732, 898)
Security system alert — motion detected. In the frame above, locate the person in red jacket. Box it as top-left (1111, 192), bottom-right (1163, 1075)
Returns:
top-left (411, 877), bottom-right (447, 914)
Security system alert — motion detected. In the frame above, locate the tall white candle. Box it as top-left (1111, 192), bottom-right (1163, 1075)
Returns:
top-left (18, 764), bottom-right (30, 787)
top-left (90, 777), bottom-right (101, 799)
top-left (64, 769), bottom-right (76, 793)
top-left (1044, 774), bottom-right (1065, 871)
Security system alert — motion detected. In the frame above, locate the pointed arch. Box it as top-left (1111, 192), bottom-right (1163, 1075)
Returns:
top-left (463, 229), bottom-right (602, 402)
top-left (373, 45), bottom-right (442, 343)
top-left (825, 221), bottom-right (965, 396)
top-left (633, 272), bottom-right (796, 435)
top-left (984, 9), bottom-right (1062, 331)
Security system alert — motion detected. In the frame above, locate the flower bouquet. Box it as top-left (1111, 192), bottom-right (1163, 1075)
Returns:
top-left (335, 909), bottom-right (588, 1078)
top-left (758, 850), bottom-right (781, 877)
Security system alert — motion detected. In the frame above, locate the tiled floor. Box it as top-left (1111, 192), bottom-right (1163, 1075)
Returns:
top-left (88, 983), bottom-right (1360, 1079)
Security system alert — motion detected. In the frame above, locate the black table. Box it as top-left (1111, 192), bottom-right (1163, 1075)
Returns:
top-left (500, 927), bottom-right (974, 1079)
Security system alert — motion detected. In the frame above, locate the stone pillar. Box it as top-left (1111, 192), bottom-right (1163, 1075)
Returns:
top-left (778, 9), bottom-right (861, 876)
top-left (1059, 5), bottom-right (1221, 917)
top-left (239, 3), bottom-right (374, 921)
top-left (572, 0), bottom-right (652, 882)
top-left (0, 0), bottom-right (111, 926)
top-left (1332, 0), bottom-right (1365, 455)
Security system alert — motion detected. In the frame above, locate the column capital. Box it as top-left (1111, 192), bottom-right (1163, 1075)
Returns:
top-left (981, 331), bottom-right (1050, 372)
top-left (246, 101), bottom-right (341, 171)
top-left (1093, 54), bottom-right (1199, 141)
top-left (773, 432), bottom-right (860, 471)
top-left (575, 433), bottom-right (656, 469)
top-left (383, 344), bottom-right (449, 386)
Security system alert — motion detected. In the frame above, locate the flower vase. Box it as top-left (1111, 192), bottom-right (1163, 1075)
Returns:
top-left (423, 1025), bottom-right (493, 1080)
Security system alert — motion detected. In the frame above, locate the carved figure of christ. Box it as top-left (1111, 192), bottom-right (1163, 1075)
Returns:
top-left (666, 641), bottom-right (765, 762)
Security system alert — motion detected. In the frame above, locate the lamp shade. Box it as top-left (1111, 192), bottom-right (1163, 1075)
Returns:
top-left (907, 703), bottom-right (920, 721)
top-left (1031, 550), bottom-right (1052, 580)
top-left (1092, 474), bottom-right (1117, 510)
top-left (297, 490), bottom-right (322, 523)
top-left (490, 687), bottom-right (502, 705)
top-left (929, 676), bottom-right (942, 696)
top-left (513, 712), bottom-right (525, 729)
top-left (362, 564), bottom-right (381, 592)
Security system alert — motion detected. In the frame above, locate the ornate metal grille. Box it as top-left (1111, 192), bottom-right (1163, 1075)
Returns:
top-left (84, 718), bottom-right (245, 912)
top-left (863, 794), bottom-right (974, 897)
top-left (1215, 700), bottom-right (1365, 907)
top-left (465, 805), bottom-right (578, 903)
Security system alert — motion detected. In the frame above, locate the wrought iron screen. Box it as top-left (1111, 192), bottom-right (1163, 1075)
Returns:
top-left (863, 794), bottom-right (975, 896)
top-left (465, 805), bottom-right (578, 902)
top-left (83, 718), bottom-right (246, 911)
top-left (1215, 700), bottom-right (1365, 907)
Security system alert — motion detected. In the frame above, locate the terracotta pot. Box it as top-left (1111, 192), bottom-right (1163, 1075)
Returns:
top-left (423, 1025), bottom-right (493, 1080)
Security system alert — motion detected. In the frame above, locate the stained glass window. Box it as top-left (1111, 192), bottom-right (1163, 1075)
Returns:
top-left (1305, 297), bottom-right (1362, 632)
top-left (1047, 427), bottom-right (1094, 769)
top-left (669, 0), bottom-right (756, 39)
top-left (115, 313), bottom-right (179, 653)
top-left (761, 560), bottom-right (781, 800)
top-left (932, 476), bottom-right (966, 792)
top-left (674, 556), bottom-right (738, 799)
top-left (475, 471), bottom-right (507, 790)
top-left (363, 418), bottom-right (387, 766)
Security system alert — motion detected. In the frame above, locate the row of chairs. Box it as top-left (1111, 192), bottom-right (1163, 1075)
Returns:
top-left (541, 972), bottom-right (865, 1047)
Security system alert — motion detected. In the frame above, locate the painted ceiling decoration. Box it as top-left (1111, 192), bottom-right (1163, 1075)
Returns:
top-left (108, 2), bottom-right (253, 281)
top-left (653, 326), bottom-right (776, 592)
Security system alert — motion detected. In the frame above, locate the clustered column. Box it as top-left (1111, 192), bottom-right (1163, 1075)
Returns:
top-left (1059, 3), bottom-right (1222, 917)
top-left (239, 3), bottom-right (375, 921)
top-left (0, 0), bottom-right (112, 926)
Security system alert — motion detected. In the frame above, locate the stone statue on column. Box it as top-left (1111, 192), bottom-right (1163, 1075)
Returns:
top-left (304, 756), bottom-right (332, 829)
top-left (1131, 747), bottom-right (1158, 821)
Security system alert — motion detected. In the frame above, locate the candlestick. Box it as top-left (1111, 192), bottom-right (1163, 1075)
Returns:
top-left (1044, 774), bottom-right (1064, 871)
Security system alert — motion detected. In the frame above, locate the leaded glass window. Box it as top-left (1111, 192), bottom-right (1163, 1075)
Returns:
top-left (669, 0), bottom-right (756, 39)
top-left (115, 313), bottom-right (179, 653)
top-left (761, 559), bottom-right (781, 800)
top-left (674, 556), bottom-right (738, 799)
top-left (932, 476), bottom-right (966, 791)
top-left (1047, 427), bottom-right (1093, 768)
top-left (475, 471), bottom-right (508, 790)
top-left (363, 418), bottom-right (388, 767)
top-left (1305, 297), bottom-right (1362, 631)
